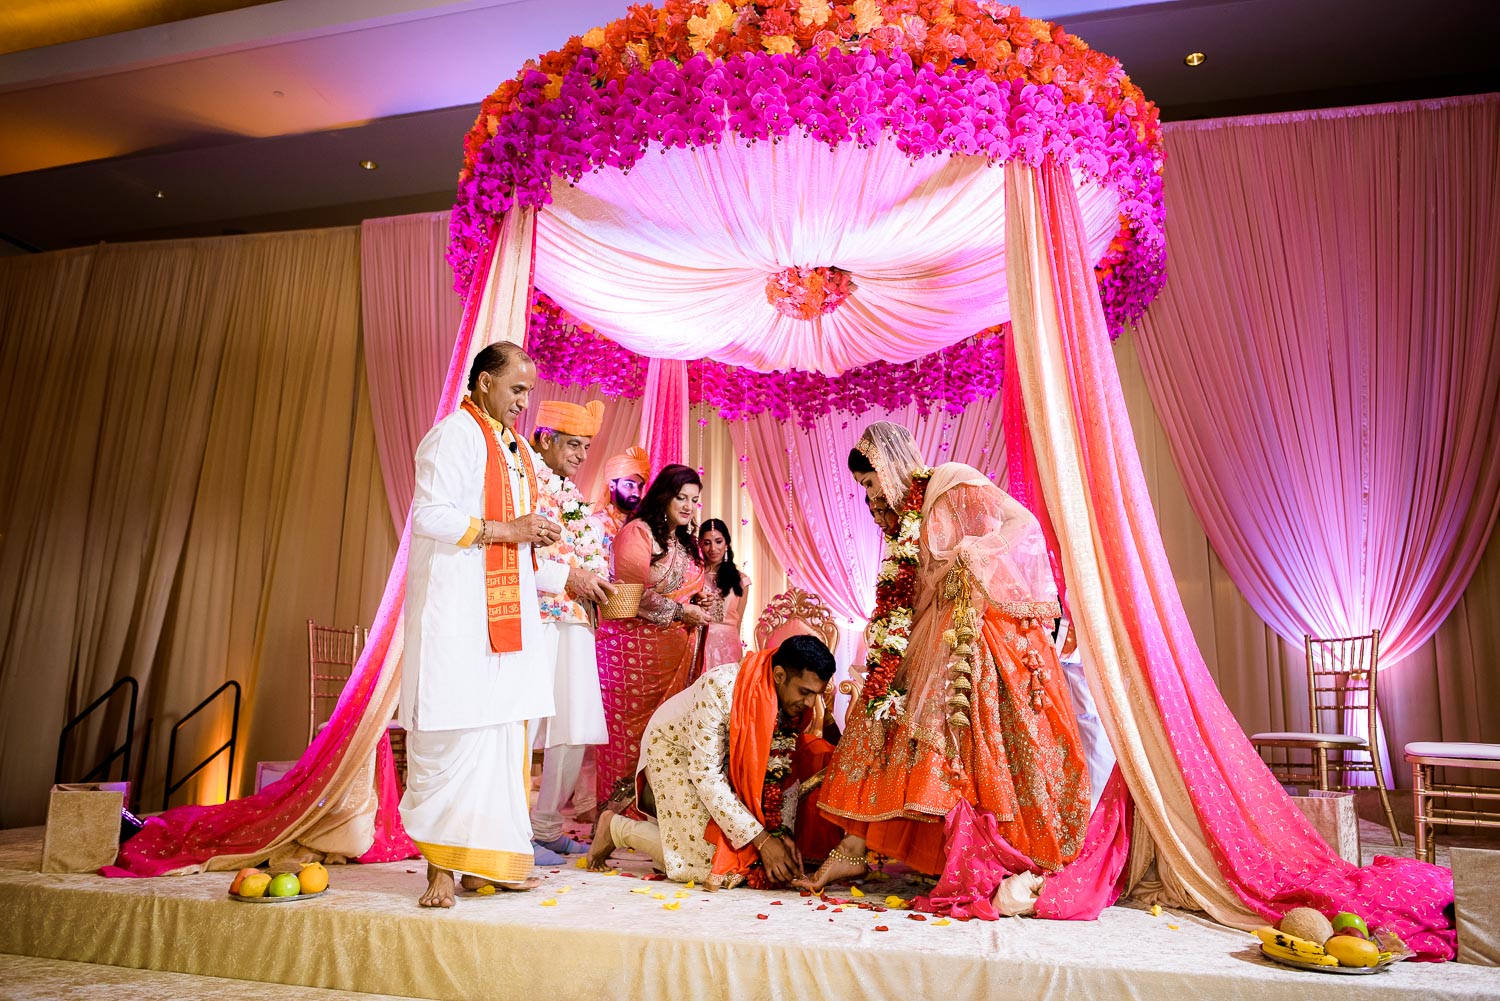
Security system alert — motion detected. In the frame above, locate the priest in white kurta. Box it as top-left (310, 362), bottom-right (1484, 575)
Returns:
top-left (399, 344), bottom-right (568, 906)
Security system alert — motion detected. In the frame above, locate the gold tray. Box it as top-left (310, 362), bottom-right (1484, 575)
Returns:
top-left (229, 888), bottom-right (329, 904)
top-left (1258, 944), bottom-right (1401, 975)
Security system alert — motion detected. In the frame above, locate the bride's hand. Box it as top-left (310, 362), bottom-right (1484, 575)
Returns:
top-left (679, 604), bottom-right (711, 628)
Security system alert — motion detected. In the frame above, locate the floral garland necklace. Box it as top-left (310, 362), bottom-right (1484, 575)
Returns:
top-left (863, 468), bottom-right (932, 720)
top-left (747, 712), bottom-right (800, 890)
top-left (539, 470), bottom-right (607, 576)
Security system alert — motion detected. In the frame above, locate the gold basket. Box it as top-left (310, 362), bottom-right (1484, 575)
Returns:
top-left (598, 582), bottom-right (644, 620)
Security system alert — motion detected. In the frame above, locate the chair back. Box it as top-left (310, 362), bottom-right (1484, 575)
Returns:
top-left (754, 586), bottom-right (839, 651)
top-left (754, 586), bottom-right (841, 730)
top-left (1304, 629), bottom-right (1381, 742)
top-left (308, 620), bottom-right (367, 744)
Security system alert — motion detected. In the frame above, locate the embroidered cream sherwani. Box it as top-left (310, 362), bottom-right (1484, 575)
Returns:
top-left (640, 662), bottom-right (766, 881)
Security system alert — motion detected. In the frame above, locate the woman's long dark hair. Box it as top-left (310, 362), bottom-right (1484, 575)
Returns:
top-left (628, 464), bottom-right (702, 565)
top-left (699, 519), bottom-right (743, 597)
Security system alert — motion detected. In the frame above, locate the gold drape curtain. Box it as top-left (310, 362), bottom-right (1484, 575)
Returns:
top-left (0, 229), bottom-right (395, 827)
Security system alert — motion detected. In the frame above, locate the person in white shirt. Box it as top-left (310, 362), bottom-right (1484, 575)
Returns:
top-left (399, 342), bottom-right (569, 908)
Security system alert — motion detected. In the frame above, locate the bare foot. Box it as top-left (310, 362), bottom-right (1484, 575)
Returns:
top-left (459, 874), bottom-right (540, 892)
top-left (791, 840), bottom-right (868, 893)
top-left (703, 872), bottom-right (745, 892)
top-left (584, 810), bottom-right (618, 871)
top-left (420, 864), bottom-right (456, 908)
top-left (572, 807), bottom-right (599, 826)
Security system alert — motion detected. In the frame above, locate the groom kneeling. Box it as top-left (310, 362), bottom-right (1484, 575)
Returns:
top-left (586, 635), bottom-right (836, 889)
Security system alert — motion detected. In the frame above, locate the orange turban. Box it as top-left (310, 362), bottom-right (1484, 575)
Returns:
top-left (603, 445), bottom-right (651, 484)
top-left (535, 399), bottom-right (605, 438)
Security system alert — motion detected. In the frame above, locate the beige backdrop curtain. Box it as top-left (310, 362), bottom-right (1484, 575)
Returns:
top-left (0, 229), bottom-right (395, 827)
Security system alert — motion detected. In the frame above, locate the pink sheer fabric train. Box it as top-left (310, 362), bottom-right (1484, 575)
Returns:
top-left (1012, 160), bottom-right (1452, 958)
top-left (101, 219), bottom-right (515, 877)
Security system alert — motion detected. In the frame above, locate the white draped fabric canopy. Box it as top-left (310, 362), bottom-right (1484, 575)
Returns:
top-left (535, 133), bottom-right (1120, 374)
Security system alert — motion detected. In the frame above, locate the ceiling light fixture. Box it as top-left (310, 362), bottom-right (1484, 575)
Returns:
top-left (154, 190), bottom-right (165, 199)
top-left (1184, 51), bottom-right (1206, 67)
top-left (359, 159), bottom-right (379, 170)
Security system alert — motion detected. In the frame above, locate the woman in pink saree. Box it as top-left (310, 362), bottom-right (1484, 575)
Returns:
top-left (595, 464), bottom-right (710, 803)
top-left (696, 519), bottom-right (751, 672)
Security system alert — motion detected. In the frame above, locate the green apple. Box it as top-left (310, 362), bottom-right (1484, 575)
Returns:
top-left (1331, 912), bottom-right (1370, 940)
top-left (267, 872), bottom-right (302, 897)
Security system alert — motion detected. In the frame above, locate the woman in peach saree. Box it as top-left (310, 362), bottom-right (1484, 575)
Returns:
top-left (594, 464), bottom-right (710, 804)
top-left (804, 422), bottom-right (1091, 888)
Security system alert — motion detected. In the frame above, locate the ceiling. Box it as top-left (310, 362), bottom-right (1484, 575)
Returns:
top-left (2, 0), bottom-right (1496, 253)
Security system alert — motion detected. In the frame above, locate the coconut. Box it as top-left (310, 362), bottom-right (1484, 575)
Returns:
top-left (1278, 907), bottom-right (1335, 945)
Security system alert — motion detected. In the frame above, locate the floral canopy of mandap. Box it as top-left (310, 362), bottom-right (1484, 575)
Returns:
top-left (447, 0), bottom-right (1166, 424)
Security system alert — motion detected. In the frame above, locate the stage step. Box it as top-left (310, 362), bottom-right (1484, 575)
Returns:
top-left (0, 953), bottom-right (426, 1000)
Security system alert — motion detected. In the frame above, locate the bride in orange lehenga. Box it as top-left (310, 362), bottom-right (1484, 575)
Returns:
top-left (802, 422), bottom-right (1091, 888)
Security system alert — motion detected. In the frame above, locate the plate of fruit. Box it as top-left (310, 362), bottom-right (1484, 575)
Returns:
top-left (1254, 907), bottom-right (1409, 974)
top-left (228, 862), bottom-right (330, 902)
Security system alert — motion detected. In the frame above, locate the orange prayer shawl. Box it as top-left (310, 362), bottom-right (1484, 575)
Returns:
top-left (461, 397), bottom-right (539, 654)
top-left (705, 649), bottom-right (808, 878)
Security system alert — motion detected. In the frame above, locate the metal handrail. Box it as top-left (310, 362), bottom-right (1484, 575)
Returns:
top-left (54, 676), bottom-right (138, 786)
top-left (162, 680), bottom-right (242, 811)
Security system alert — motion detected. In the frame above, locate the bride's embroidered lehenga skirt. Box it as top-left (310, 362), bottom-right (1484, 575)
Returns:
top-left (820, 604), bottom-right (1091, 875)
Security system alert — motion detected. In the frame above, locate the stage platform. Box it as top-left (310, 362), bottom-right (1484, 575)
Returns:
top-left (2, 825), bottom-right (1498, 1001)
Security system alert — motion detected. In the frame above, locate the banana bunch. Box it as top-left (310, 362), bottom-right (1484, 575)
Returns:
top-left (1252, 927), bottom-right (1338, 966)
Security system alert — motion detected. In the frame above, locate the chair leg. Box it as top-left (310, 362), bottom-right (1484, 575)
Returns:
top-left (1411, 762), bottom-right (1429, 863)
top-left (1315, 747), bottom-right (1329, 792)
top-left (1365, 739), bottom-right (1402, 848)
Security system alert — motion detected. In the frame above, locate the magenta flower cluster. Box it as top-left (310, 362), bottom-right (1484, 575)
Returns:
top-left (448, 47), bottom-right (1165, 336)
top-left (525, 291), bottom-right (1007, 427)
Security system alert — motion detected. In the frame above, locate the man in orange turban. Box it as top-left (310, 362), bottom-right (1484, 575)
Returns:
top-left (594, 444), bottom-right (651, 562)
top-left (529, 399), bottom-right (615, 858)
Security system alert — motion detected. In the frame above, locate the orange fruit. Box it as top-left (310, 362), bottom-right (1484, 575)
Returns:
top-left (297, 862), bottom-right (329, 894)
top-left (229, 867), bottom-right (261, 895)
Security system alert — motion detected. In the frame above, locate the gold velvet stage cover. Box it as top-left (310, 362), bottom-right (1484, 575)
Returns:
top-left (2, 828), bottom-right (1498, 1001)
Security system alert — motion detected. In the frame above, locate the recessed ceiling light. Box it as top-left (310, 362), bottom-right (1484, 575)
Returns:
top-left (359, 160), bottom-right (379, 171)
top-left (1184, 51), bottom-right (1206, 67)
top-left (272, 89), bottom-right (284, 98)
top-left (154, 190), bottom-right (165, 199)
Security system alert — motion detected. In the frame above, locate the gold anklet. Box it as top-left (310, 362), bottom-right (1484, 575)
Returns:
top-left (827, 847), bottom-right (871, 867)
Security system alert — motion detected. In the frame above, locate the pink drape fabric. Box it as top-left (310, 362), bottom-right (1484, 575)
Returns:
top-left (106, 217), bottom-right (520, 877)
top-left (729, 404), bottom-right (1006, 629)
top-left (638, 358), bottom-right (689, 478)
top-left (1132, 96), bottom-right (1500, 667)
top-left (1009, 160), bottom-right (1454, 958)
top-left (914, 768), bottom-right (1133, 921)
top-left (535, 133), bottom-right (1121, 374)
top-left (361, 213), bottom-right (464, 532)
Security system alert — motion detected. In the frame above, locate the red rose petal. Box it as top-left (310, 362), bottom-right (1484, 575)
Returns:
top-left (908, 913), bottom-right (927, 922)
top-left (874, 925), bottom-right (890, 932)
top-left (770, 901), bottom-right (782, 905)
top-left (799, 890), bottom-right (813, 897)
top-left (816, 904), bottom-right (828, 911)
top-left (756, 914), bottom-right (769, 920)
top-left (872, 905), bottom-right (888, 913)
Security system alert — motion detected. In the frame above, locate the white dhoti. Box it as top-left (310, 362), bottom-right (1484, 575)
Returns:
top-left (532, 620), bottom-right (607, 842)
top-left (400, 722), bottom-right (536, 883)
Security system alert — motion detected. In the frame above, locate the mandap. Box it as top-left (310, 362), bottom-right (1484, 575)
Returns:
top-left (109, 0), bottom-right (1456, 960)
